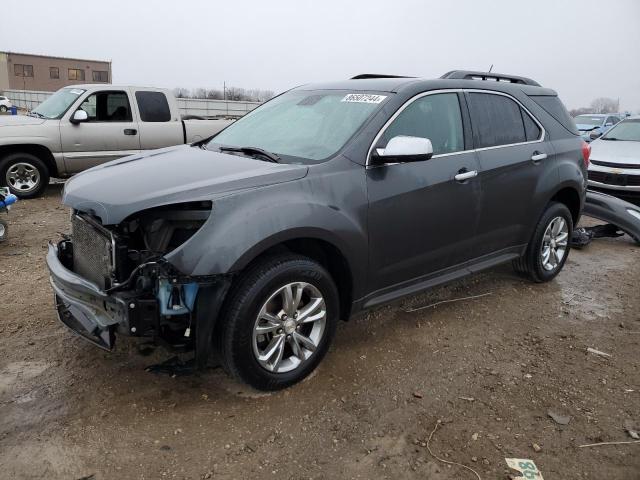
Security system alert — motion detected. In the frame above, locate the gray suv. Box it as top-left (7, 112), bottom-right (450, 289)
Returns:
top-left (47, 70), bottom-right (588, 390)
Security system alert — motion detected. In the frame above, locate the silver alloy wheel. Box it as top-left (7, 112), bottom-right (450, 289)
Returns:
top-left (252, 282), bottom-right (327, 373)
top-left (6, 162), bottom-right (40, 193)
top-left (541, 216), bottom-right (569, 271)
top-left (0, 222), bottom-right (5, 240)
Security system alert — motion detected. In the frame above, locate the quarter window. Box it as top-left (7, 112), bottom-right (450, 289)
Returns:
top-left (379, 93), bottom-right (464, 155)
top-left (468, 93), bottom-right (531, 148)
top-left (50, 67), bottom-right (59, 79)
top-left (68, 68), bottom-right (85, 81)
top-left (135, 91), bottom-right (171, 122)
top-left (522, 110), bottom-right (542, 141)
top-left (77, 91), bottom-right (132, 122)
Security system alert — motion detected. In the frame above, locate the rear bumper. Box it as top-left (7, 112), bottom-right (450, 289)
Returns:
top-left (46, 241), bottom-right (128, 350)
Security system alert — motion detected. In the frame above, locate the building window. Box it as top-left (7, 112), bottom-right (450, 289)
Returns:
top-left (92, 70), bottom-right (109, 82)
top-left (50, 67), bottom-right (60, 79)
top-left (14, 64), bottom-right (34, 77)
top-left (68, 68), bottom-right (85, 81)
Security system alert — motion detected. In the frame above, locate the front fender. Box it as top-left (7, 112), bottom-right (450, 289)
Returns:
top-left (164, 162), bottom-right (369, 298)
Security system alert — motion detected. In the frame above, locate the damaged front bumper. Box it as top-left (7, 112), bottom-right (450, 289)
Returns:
top-left (47, 241), bottom-right (125, 350)
top-left (46, 240), bottom-right (230, 366)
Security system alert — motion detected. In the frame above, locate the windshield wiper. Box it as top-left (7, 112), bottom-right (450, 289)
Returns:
top-left (27, 111), bottom-right (45, 118)
top-left (218, 146), bottom-right (281, 163)
top-left (601, 137), bottom-right (619, 141)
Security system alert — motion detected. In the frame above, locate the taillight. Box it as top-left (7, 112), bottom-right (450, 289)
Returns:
top-left (581, 141), bottom-right (591, 167)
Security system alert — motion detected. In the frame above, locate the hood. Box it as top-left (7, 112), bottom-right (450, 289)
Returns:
top-left (0, 114), bottom-right (46, 127)
top-left (63, 145), bottom-right (309, 224)
top-left (590, 140), bottom-right (640, 165)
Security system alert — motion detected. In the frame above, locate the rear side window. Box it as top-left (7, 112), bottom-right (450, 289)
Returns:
top-left (136, 91), bottom-right (171, 122)
top-left (522, 111), bottom-right (542, 141)
top-left (467, 93), bottom-right (527, 148)
top-left (528, 95), bottom-right (579, 135)
top-left (379, 93), bottom-right (464, 155)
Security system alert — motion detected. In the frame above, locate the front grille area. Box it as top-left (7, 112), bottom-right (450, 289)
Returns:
top-left (588, 170), bottom-right (640, 186)
top-left (72, 214), bottom-right (114, 290)
top-left (591, 159), bottom-right (640, 169)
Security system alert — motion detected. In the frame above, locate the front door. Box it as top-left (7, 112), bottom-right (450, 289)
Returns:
top-left (60, 90), bottom-right (141, 173)
top-left (366, 92), bottom-right (482, 295)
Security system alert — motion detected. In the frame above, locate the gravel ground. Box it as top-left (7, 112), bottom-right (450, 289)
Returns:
top-left (1, 184), bottom-right (639, 479)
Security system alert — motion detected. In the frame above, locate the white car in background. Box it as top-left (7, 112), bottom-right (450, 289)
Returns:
top-left (588, 116), bottom-right (640, 204)
top-left (0, 95), bottom-right (12, 113)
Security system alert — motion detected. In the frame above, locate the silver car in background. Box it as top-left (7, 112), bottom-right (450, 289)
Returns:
top-left (588, 116), bottom-right (640, 204)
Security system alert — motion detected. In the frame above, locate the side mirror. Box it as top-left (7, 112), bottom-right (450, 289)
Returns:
top-left (370, 136), bottom-right (433, 166)
top-left (70, 110), bottom-right (88, 124)
top-left (590, 130), bottom-right (603, 140)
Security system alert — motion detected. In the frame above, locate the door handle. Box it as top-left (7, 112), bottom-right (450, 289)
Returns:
top-left (124, 128), bottom-right (137, 136)
top-left (454, 169), bottom-right (478, 182)
top-left (531, 152), bottom-right (547, 163)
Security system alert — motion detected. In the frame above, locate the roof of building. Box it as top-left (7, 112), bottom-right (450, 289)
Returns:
top-left (2, 51), bottom-right (110, 64)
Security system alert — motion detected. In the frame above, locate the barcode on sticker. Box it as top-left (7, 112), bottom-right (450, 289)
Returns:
top-left (341, 94), bottom-right (387, 104)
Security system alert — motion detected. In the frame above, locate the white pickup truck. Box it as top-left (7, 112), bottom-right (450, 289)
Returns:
top-left (0, 85), bottom-right (232, 198)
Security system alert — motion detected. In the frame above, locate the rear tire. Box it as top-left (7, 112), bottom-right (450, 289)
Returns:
top-left (513, 202), bottom-right (573, 283)
top-left (217, 254), bottom-right (339, 391)
top-left (0, 152), bottom-right (50, 199)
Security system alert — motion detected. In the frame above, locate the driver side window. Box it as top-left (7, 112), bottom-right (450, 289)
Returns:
top-left (78, 91), bottom-right (132, 122)
top-left (380, 93), bottom-right (464, 155)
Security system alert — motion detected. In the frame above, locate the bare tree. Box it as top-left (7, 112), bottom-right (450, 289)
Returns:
top-left (569, 107), bottom-right (594, 117)
top-left (590, 97), bottom-right (620, 114)
top-left (173, 87), bottom-right (190, 98)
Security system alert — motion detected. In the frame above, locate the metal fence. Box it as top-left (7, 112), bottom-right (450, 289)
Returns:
top-left (2, 89), bottom-right (261, 118)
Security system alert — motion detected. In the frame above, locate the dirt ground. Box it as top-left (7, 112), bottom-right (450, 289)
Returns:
top-left (1, 184), bottom-right (639, 480)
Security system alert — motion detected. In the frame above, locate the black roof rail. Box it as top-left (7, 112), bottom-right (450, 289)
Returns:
top-left (351, 74), bottom-right (414, 80)
top-left (441, 70), bottom-right (541, 87)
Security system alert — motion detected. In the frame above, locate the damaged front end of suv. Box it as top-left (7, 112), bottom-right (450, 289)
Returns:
top-left (48, 200), bottom-right (230, 367)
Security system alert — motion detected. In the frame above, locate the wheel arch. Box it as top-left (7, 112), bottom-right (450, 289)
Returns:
top-left (549, 185), bottom-right (582, 225)
top-left (229, 230), bottom-right (355, 321)
top-left (0, 144), bottom-right (58, 177)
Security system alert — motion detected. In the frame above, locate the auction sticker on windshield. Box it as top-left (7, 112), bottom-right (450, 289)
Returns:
top-left (341, 94), bottom-right (387, 104)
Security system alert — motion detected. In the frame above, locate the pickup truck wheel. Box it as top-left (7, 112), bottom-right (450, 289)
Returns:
top-left (0, 153), bottom-right (50, 199)
top-left (0, 219), bottom-right (7, 242)
top-left (218, 254), bottom-right (339, 391)
top-left (513, 202), bottom-right (573, 283)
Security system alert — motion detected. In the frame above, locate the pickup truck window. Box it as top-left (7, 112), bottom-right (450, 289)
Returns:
top-left (136, 91), bottom-right (171, 122)
top-left (79, 91), bottom-right (132, 122)
top-left (31, 88), bottom-right (85, 119)
top-left (208, 90), bottom-right (385, 162)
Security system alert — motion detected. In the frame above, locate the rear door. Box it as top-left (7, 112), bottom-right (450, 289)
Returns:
top-left (59, 89), bottom-right (141, 173)
top-left (466, 91), bottom-right (550, 257)
top-left (134, 90), bottom-right (183, 150)
top-left (366, 91), bottom-right (482, 293)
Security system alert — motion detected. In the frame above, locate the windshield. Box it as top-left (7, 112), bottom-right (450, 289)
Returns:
top-left (602, 119), bottom-right (640, 141)
top-left (32, 88), bottom-right (85, 119)
top-left (574, 115), bottom-right (604, 127)
top-left (207, 90), bottom-right (388, 162)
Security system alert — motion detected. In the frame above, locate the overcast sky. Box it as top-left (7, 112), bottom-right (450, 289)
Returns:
top-left (2, 0), bottom-right (639, 110)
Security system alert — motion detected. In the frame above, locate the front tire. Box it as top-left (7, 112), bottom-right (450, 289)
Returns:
top-left (0, 152), bottom-right (50, 199)
top-left (217, 254), bottom-right (339, 391)
top-left (513, 202), bottom-right (573, 282)
top-left (0, 105), bottom-right (7, 113)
